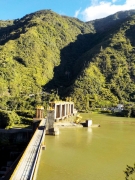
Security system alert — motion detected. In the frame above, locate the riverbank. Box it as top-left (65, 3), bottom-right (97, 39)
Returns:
top-left (80, 112), bottom-right (135, 124)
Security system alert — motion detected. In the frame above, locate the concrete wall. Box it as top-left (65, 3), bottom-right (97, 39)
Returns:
top-left (48, 101), bottom-right (74, 121)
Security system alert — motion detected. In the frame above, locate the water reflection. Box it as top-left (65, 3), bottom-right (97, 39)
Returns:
top-left (37, 117), bottom-right (135, 180)
top-left (87, 127), bottom-right (92, 133)
top-left (86, 127), bottom-right (93, 144)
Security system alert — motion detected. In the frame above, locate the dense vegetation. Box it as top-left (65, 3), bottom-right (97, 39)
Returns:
top-left (70, 11), bottom-right (135, 110)
top-left (1, 9), bottom-right (135, 125)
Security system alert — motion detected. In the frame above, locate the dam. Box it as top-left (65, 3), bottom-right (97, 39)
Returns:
top-left (9, 100), bottom-right (76, 180)
top-left (7, 103), bottom-right (135, 180)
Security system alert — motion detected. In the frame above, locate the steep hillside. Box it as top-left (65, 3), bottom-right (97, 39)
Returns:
top-left (0, 10), bottom-right (94, 110)
top-left (0, 9), bottom-right (135, 111)
top-left (70, 14), bottom-right (135, 110)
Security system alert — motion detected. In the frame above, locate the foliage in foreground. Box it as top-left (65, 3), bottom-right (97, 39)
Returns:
top-left (124, 164), bottom-right (135, 180)
top-left (0, 110), bottom-right (20, 128)
top-left (0, 110), bottom-right (35, 128)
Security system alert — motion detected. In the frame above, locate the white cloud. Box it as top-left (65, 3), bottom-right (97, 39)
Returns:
top-left (74, 8), bottom-right (81, 18)
top-left (91, 0), bottom-right (99, 6)
top-left (76, 0), bottom-right (135, 21)
top-left (112, 0), bottom-right (117, 3)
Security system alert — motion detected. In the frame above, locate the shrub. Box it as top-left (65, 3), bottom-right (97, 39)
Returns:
top-left (15, 110), bottom-right (35, 118)
top-left (0, 110), bottom-right (20, 128)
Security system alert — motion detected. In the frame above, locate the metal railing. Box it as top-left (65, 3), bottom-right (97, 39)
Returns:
top-left (10, 119), bottom-right (46, 180)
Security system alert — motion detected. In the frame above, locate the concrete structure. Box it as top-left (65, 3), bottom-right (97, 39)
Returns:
top-left (9, 102), bottom-right (76, 178)
top-left (81, 120), bottom-right (100, 127)
top-left (46, 101), bottom-right (76, 135)
top-left (46, 110), bottom-right (59, 135)
top-left (10, 119), bottom-right (46, 180)
top-left (86, 120), bottom-right (93, 127)
top-left (48, 101), bottom-right (75, 121)
top-left (32, 106), bottom-right (45, 133)
top-left (33, 105), bottom-right (44, 120)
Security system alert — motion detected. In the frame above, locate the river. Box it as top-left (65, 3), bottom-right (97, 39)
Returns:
top-left (36, 113), bottom-right (135, 180)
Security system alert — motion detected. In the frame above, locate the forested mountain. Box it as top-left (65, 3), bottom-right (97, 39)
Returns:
top-left (0, 9), bottom-right (135, 111)
top-left (87, 10), bottom-right (135, 32)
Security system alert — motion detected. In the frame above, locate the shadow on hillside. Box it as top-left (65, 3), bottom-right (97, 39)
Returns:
top-left (126, 25), bottom-right (135, 46)
top-left (0, 16), bottom-right (36, 45)
top-left (43, 15), bottom-right (132, 97)
top-left (43, 31), bottom-right (109, 96)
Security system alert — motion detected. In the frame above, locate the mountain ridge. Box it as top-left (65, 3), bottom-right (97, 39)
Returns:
top-left (0, 9), bottom-right (135, 110)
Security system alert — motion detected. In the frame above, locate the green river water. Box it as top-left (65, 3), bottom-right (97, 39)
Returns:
top-left (36, 113), bottom-right (135, 180)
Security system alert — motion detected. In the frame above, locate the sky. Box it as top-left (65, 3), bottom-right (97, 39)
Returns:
top-left (0, 0), bottom-right (135, 21)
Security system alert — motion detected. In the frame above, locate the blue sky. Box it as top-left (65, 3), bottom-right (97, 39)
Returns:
top-left (0, 0), bottom-right (134, 21)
